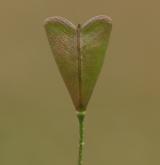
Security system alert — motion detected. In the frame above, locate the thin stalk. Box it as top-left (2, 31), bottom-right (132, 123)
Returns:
top-left (77, 111), bottom-right (86, 165)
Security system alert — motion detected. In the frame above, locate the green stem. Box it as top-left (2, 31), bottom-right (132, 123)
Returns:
top-left (77, 111), bottom-right (86, 165)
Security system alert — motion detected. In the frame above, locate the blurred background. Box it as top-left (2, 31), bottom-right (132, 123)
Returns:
top-left (0, 0), bottom-right (160, 165)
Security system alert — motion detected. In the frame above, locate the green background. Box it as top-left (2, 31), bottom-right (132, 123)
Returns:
top-left (0, 0), bottom-right (160, 165)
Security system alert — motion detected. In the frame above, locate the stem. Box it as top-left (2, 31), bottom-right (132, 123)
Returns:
top-left (77, 111), bottom-right (86, 165)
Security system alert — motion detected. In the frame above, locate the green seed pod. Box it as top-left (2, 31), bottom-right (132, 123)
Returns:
top-left (44, 15), bottom-right (112, 111)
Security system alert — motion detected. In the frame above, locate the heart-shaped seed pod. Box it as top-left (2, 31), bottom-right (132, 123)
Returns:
top-left (44, 15), bottom-right (112, 111)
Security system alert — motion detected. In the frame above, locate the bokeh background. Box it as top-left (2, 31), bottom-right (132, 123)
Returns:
top-left (0, 0), bottom-right (160, 165)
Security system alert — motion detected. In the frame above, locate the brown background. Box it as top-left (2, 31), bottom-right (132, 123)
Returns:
top-left (0, 0), bottom-right (160, 165)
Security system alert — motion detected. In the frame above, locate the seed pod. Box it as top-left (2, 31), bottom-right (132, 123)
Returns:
top-left (44, 15), bottom-right (112, 111)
